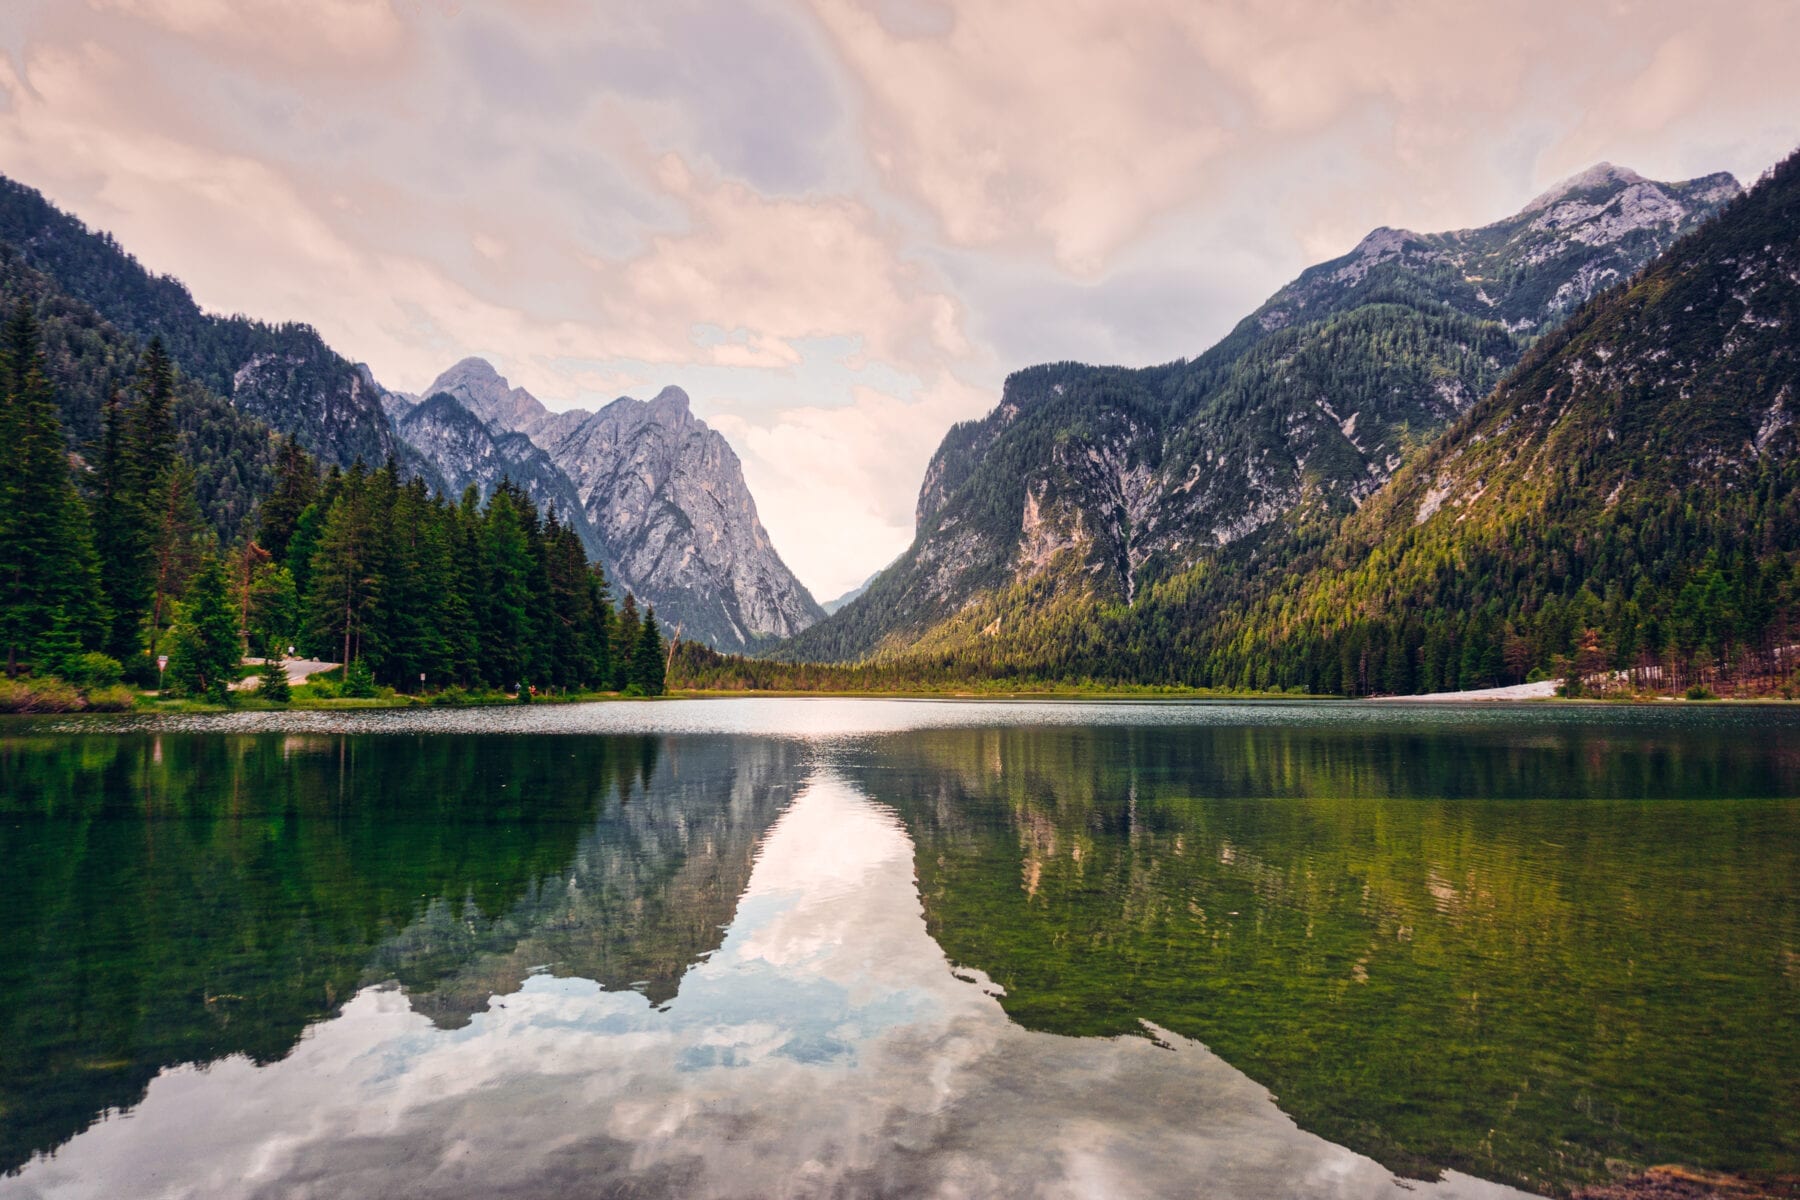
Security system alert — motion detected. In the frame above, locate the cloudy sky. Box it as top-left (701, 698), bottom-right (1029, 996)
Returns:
top-left (1, 1), bottom-right (1796, 599)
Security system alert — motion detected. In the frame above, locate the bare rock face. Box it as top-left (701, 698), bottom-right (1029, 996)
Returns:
top-left (394, 392), bottom-right (608, 565)
top-left (397, 360), bottom-right (821, 650)
top-left (421, 357), bottom-right (554, 434)
top-left (540, 386), bottom-right (823, 648)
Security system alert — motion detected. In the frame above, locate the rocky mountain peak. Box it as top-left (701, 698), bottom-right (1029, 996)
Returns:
top-left (397, 359), bottom-right (821, 650)
top-left (424, 356), bottom-right (551, 433)
top-left (648, 385), bottom-right (693, 421)
top-left (1522, 162), bottom-right (1647, 212)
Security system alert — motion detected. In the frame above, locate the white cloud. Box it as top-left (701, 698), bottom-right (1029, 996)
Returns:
top-left (713, 372), bottom-right (991, 599)
top-left (2, 0), bottom-right (1798, 598)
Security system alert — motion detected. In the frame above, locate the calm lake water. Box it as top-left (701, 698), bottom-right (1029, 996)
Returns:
top-left (2, 699), bottom-right (1797, 1199)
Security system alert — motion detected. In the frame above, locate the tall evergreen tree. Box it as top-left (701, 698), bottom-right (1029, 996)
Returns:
top-left (633, 605), bottom-right (667, 696)
top-left (125, 337), bottom-right (176, 496)
top-left (307, 464), bottom-right (382, 669)
top-left (144, 462), bottom-right (208, 658)
top-left (613, 592), bottom-right (642, 691)
top-left (257, 437), bottom-right (317, 565)
top-left (480, 482), bottom-right (536, 690)
top-left (0, 303), bottom-right (104, 675)
top-left (90, 387), bottom-right (149, 661)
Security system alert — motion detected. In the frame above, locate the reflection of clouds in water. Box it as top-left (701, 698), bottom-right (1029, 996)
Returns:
top-left (4, 776), bottom-right (1532, 1200)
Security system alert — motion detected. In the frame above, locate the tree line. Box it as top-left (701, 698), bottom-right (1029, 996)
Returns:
top-left (0, 306), bottom-right (666, 703)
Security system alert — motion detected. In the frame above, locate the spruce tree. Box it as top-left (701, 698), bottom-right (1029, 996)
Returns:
top-left (258, 655), bottom-right (291, 703)
top-left (145, 462), bottom-right (208, 658)
top-left (92, 387), bottom-right (150, 662)
top-left (613, 593), bottom-right (642, 691)
top-left (633, 606), bottom-right (667, 696)
top-left (307, 465), bottom-right (382, 671)
top-left (480, 483), bottom-right (536, 690)
top-left (585, 563), bottom-right (615, 691)
top-left (126, 337), bottom-right (177, 488)
top-left (0, 303), bottom-right (105, 676)
top-left (164, 555), bottom-right (239, 701)
top-left (257, 437), bottom-right (317, 564)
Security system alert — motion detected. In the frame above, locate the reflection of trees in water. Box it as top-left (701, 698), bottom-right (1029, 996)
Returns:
top-left (0, 733), bottom-right (800, 1175)
top-left (845, 725), bottom-right (1800, 1197)
top-left (369, 737), bottom-right (805, 1024)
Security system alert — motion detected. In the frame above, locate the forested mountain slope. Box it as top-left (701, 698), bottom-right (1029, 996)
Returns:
top-left (0, 177), bottom-right (820, 651)
top-left (0, 176), bottom-right (394, 468)
top-left (1180, 149), bottom-right (1800, 694)
top-left (0, 243), bottom-right (277, 536)
top-left (780, 165), bottom-right (1738, 664)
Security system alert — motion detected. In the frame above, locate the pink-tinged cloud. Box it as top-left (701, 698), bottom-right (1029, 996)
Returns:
top-left (2, 0), bottom-right (1798, 596)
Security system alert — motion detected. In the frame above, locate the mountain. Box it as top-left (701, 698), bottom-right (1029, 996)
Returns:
top-left (822, 570), bottom-right (881, 616)
top-left (780, 163), bottom-right (1740, 664)
top-left (407, 358), bottom-right (823, 650)
top-left (389, 390), bottom-right (611, 566)
top-left (0, 238), bottom-right (279, 536)
top-left (1182, 149), bottom-right (1800, 695)
top-left (0, 176), bottom-right (395, 468)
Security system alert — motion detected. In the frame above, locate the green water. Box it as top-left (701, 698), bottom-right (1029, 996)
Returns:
top-left (1, 701), bottom-right (1796, 1198)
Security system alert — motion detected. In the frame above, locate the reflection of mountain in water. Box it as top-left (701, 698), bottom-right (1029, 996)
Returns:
top-left (843, 724), bottom-right (1800, 1197)
top-left (369, 738), bottom-right (804, 1024)
top-left (0, 733), bottom-right (800, 1175)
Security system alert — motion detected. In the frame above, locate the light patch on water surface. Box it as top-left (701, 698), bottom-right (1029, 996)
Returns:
top-left (2, 773), bottom-right (1533, 1200)
top-left (28, 694), bottom-right (1800, 742)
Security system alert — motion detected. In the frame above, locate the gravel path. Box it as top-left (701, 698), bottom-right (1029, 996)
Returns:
top-left (232, 658), bottom-right (341, 690)
top-left (1374, 679), bottom-right (1559, 702)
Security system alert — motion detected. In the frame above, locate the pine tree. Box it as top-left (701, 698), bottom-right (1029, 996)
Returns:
top-left (613, 592), bottom-right (642, 691)
top-left (126, 337), bottom-right (177, 487)
top-left (245, 563), bottom-right (299, 658)
top-left (144, 462), bottom-right (208, 658)
top-left (307, 464), bottom-right (382, 670)
top-left (164, 554), bottom-right (239, 701)
top-left (257, 437), bottom-right (317, 564)
top-left (0, 303), bottom-right (105, 676)
top-left (258, 654), bottom-right (291, 703)
top-left (585, 563), bottom-right (615, 691)
top-left (633, 605), bottom-right (667, 696)
top-left (480, 483), bottom-right (536, 691)
top-left (92, 387), bottom-right (150, 662)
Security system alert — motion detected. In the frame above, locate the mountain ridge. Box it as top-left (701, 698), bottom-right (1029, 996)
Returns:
top-left (405, 357), bottom-right (823, 649)
top-left (777, 162), bottom-right (1742, 666)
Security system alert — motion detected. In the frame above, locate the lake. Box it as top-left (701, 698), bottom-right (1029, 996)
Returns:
top-left (2, 699), bottom-right (1797, 1198)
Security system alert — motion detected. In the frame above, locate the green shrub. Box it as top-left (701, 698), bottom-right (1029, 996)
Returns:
top-left (341, 660), bottom-right (377, 698)
top-left (298, 675), bottom-right (337, 700)
top-left (0, 677), bottom-right (86, 713)
top-left (1684, 684), bottom-right (1717, 701)
top-left (431, 685), bottom-right (470, 707)
top-left (64, 652), bottom-right (123, 689)
top-left (82, 685), bottom-right (137, 712)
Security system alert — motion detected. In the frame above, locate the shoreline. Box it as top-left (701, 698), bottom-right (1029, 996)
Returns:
top-left (3, 686), bottom-right (1794, 720)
